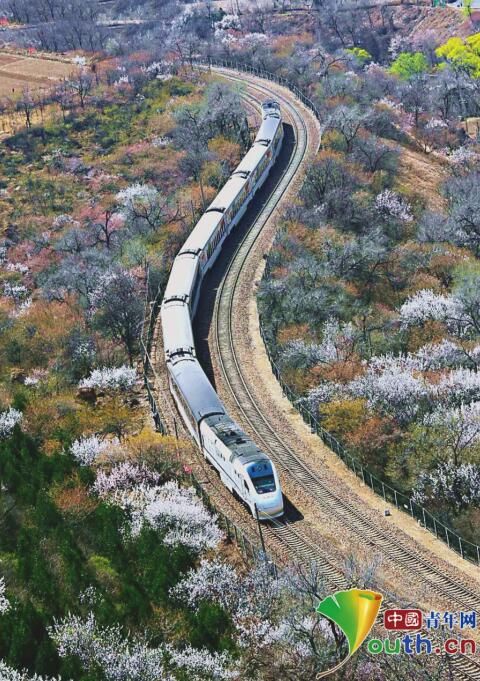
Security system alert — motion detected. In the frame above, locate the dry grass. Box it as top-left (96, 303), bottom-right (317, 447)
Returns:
top-left (408, 6), bottom-right (470, 41)
top-left (0, 54), bottom-right (21, 65)
top-left (0, 52), bottom-right (77, 99)
top-left (396, 146), bottom-right (448, 211)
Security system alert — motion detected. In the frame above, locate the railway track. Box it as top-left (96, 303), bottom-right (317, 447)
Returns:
top-left (204, 66), bottom-right (480, 680)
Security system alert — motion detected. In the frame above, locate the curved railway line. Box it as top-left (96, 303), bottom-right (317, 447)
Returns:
top-left (152, 65), bottom-right (480, 679)
top-left (206, 67), bottom-right (480, 680)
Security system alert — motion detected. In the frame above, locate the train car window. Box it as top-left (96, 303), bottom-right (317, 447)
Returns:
top-left (244, 480), bottom-right (249, 492)
top-left (171, 377), bottom-right (198, 439)
top-left (247, 462), bottom-right (276, 494)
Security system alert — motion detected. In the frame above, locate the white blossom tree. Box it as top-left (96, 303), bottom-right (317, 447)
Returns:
top-left (171, 558), bottom-right (354, 678)
top-left (0, 662), bottom-right (62, 681)
top-left (304, 383), bottom-right (342, 414)
top-left (70, 435), bottom-right (111, 466)
top-left (106, 480), bottom-right (223, 552)
top-left (0, 576), bottom-right (10, 615)
top-left (374, 189), bottom-right (413, 223)
top-left (437, 369), bottom-right (480, 409)
top-left (413, 461), bottom-right (480, 510)
top-left (347, 356), bottom-right (433, 424)
top-left (170, 558), bottom-right (241, 613)
top-left (92, 462), bottom-right (160, 497)
top-left (2, 282), bottom-right (29, 308)
top-left (399, 289), bottom-right (474, 336)
top-left (425, 402), bottom-right (480, 462)
top-left (280, 317), bottom-right (356, 371)
top-left (49, 612), bottom-right (237, 681)
top-left (50, 612), bottom-right (169, 681)
top-left (79, 366), bottom-right (137, 391)
top-left (413, 339), bottom-right (473, 370)
top-left (0, 408), bottom-right (22, 439)
top-left (116, 184), bottom-right (168, 234)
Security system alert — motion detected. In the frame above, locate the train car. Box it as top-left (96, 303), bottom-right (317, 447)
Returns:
top-left (167, 355), bottom-right (225, 444)
top-left (201, 414), bottom-right (284, 519)
top-left (179, 211), bottom-right (225, 276)
top-left (161, 99), bottom-right (285, 520)
top-left (167, 355), bottom-right (283, 519)
top-left (161, 252), bottom-right (200, 360)
top-left (162, 251), bottom-right (200, 313)
top-left (161, 302), bottom-right (195, 362)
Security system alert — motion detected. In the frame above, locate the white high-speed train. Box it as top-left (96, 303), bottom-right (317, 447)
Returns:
top-left (161, 101), bottom-right (284, 520)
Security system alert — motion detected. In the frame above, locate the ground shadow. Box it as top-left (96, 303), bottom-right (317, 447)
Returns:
top-left (193, 122), bottom-right (295, 386)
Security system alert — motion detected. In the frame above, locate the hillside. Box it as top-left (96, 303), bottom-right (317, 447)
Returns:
top-left (0, 2), bottom-right (480, 680)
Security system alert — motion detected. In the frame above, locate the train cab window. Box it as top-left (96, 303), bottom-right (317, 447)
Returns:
top-left (247, 462), bottom-right (276, 494)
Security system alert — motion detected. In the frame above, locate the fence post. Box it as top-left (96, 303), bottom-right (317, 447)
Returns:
top-left (240, 531), bottom-right (247, 560)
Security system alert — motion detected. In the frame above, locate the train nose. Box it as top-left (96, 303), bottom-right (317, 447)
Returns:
top-left (256, 498), bottom-right (284, 520)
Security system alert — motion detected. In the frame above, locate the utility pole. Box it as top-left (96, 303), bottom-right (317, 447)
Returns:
top-left (254, 503), bottom-right (267, 554)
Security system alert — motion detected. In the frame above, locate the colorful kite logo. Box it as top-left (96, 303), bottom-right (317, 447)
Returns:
top-left (315, 588), bottom-right (383, 679)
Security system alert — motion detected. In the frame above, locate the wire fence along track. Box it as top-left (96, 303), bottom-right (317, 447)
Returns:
top-left (140, 268), bottom-right (166, 436)
top-left (206, 67), bottom-right (480, 680)
top-left (212, 76), bottom-right (480, 611)
top-left (199, 58), bottom-right (480, 568)
top-left (259, 306), bottom-right (480, 566)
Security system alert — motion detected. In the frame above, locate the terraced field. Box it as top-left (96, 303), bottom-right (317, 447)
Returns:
top-left (0, 51), bottom-right (76, 98)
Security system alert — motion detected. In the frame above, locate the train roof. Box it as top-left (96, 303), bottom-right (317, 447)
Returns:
top-left (169, 357), bottom-right (225, 422)
top-left (204, 414), bottom-right (270, 465)
top-left (255, 116), bottom-right (282, 144)
top-left (161, 302), bottom-right (195, 358)
top-left (209, 175), bottom-right (247, 212)
top-left (179, 211), bottom-right (223, 255)
top-left (234, 144), bottom-right (268, 176)
top-left (163, 252), bottom-right (199, 304)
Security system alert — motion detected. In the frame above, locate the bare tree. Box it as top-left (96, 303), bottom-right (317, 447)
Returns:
top-left (91, 269), bottom-right (144, 366)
